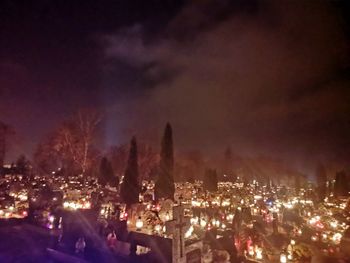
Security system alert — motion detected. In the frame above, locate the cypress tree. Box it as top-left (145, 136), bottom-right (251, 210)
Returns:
top-left (16, 154), bottom-right (31, 176)
top-left (155, 123), bottom-right (175, 200)
top-left (99, 157), bottom-right (116, 186)
top-left (294, 175), bottom-right (301, 194)
top-left (334, 170), bottom-right (349, 197)
top-left (224, 146), bottom-right (232, 179)
top-left (315, 164), bottom-right (327, 202)
top-left (120, 137), bottom-right (140, 207)
top-left (203, 168), bottom-right (218, 192)
top-left (99, 157), bottom-right (108, 186)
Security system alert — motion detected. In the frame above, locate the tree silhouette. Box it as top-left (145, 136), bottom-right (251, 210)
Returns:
top-left (224, 146), bottom-right (232, 174)
top-left (203, 168), bottom-right (218, 192)
top-left (0, 121), bottom-right (14, 169)
top-left (155, 123), bottom-right (175, 200)
top-left (120, 137), bottom-right (140, 207)
top-left (294, 175), bottom-right (301, 194)
top-left (315, 164), bottom-right (327, 202)
top-left (99, 157), bottom-right (117, 187)
top-left (16, 155), bottom-right (31, 176)
top-left (334, 170), bottom-right (349, 197)
top-left (34, 109), bottom-right (101, 176)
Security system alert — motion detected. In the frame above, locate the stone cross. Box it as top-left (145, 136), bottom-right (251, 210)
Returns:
top-left (165, 204), bottom-right (190, 263)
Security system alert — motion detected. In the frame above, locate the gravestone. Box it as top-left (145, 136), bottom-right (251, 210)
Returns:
top-left (160, 199), bottom-right (174, 221)
top-left (185, 240), bottom-right (203, 263)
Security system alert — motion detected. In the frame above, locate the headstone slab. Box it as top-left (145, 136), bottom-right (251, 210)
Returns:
top-left (160, 198), bottom-right (174, 221)
top-left (185, 240), bottom-right (203, 263)
top-left (161, 199), bottom-right (174, 212)
top-left (186, 248), bottom-right (201, 263)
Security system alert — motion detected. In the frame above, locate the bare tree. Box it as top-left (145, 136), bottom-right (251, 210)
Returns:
top-left (34, 109), bottom-right (101, 175)
top-left (76, 109), bottom-right (101, 174)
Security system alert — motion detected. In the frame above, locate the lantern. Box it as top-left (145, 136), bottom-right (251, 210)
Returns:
top-left (200, 218), bottom-right (206, 228)
top-left (165, 212), bottom-right (170, 221)
top-left (155, 224), bottom-right (162, 233)
top-left (255, 247), bottom-right (263, 260)
top-left (136, 216), bottom-right (143, 231)
top-left (280, 252), bottom-right (287, 263)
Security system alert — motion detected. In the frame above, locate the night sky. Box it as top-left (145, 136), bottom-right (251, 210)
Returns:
top-left (1, 0), bottom-right (349, 173)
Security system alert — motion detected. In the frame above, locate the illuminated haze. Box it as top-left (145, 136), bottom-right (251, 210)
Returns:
top-left (0, 0), bottom-right (349, 174)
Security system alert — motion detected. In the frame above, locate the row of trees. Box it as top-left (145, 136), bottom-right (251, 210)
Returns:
top-left (99, 122), bottom-right (219, 206)
top-left (0, 113), bottom-right (307, 186)
top-left (3, 110), bottom-right (171, 207)
top-left (97, 143), bottom-right (160, 189)
top-left (120, 123), bottom-right (175, 206)
top-left (309, 164), bottom-right (350, 201)
top-left (32, 110), bottom-right (160, 183)
top-left (0, 113), bottom-right (176, 206)
top-left (1, 110), bottom-right (348, 205)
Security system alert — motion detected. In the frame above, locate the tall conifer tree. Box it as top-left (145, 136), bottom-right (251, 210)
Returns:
top-left (99, 156), bottom-right (116, 186)
top-left (334, 170), bottom-right (349, 197)
top-left (203, 168), bottom-right (218, 192)
top-left (315, 164), bottom-right (327, 202)
top-left (155, 123), bottom-right (175, 200)
top-left (120, 137), bottom-right (140, 206)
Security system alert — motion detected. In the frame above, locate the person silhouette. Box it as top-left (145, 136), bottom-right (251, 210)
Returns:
top-left (107, 231), bottom-right (117, 248)
top-left (75, 237), bottom-right (86, 256)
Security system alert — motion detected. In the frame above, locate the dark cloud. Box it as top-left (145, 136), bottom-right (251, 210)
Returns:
top-left (102, 0), bottom-right (350, 172)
